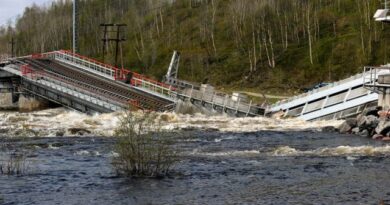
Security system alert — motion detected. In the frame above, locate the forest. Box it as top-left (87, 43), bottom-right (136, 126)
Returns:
top-left (0, 0), bottom-right (388, 94)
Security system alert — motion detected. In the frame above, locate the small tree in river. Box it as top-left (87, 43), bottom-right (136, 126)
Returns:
top-left (112, 111), bottom-right (178, 178)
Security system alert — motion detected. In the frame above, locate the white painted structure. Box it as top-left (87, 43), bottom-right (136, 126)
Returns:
top-left (374, 9), bottom-right (390, 22)
top-left (269, 72), bottom-right (379, 121)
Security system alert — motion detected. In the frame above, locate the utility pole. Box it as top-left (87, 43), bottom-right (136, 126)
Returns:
top-left (100, 24), bottom-right (127, 67)
top-left (114, 25), bottom-right (123, 68)
top-left (73, 0), bottom-right (79, 54)
top-left (9, 37), bottom-right (15, 58)
top-left (101, 25), bottom-right (108, 63)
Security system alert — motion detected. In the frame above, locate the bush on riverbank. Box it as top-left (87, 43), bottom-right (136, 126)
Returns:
top-left (112, 111), bottom-right (178, 178)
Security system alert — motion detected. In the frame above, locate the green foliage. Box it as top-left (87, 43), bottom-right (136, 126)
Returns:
top-left (0, 0), bottom-right (389, 93)
top-left (112, 111), bottom-right (178, 178)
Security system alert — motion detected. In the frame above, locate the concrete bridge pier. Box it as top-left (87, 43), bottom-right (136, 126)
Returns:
top-left (0, 71), bottom-right (49, 111)
top-left (376, 74), bottom-right (390, 110)
top-left (378, 88), bottom-right (390, 110)
top-left (0, 71), bottom-right (19, 110)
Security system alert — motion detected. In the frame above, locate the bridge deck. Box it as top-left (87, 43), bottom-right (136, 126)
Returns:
top-left (21, 58), bottom-right (172, 111)
top-left (269, 71), bottom-right (379, 121)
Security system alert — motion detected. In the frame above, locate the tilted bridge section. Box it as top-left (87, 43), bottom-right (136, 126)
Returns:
top-left (268, 70), bottom-right (384, 121)
top-left (0, 50), bottom-right (176, 114)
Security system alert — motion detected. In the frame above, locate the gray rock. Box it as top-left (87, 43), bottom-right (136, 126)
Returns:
top-left (358, 129), bottom-right (369, 137)
top-left (339, 122), bottom-right (352, 134)
top-left (375, 120), bottom-right (390, 135)
top-left (357, 115), bottom-right (367, 127)
top-left (345, 118), bottom-right (357, 127)
top-left (365, 115), bottom-right (379, 129)
top-left (351, 127), bottom-right (360, 134)
top-left (322, 126), bottom-right (338, 133)
top-left (339, 118), bottom-right (357, 134)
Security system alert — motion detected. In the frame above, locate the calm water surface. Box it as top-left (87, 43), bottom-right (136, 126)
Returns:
top-left (0, 130), bottom-right (389, 205)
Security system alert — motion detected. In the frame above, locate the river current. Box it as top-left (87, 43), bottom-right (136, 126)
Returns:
top-left (0, 108), bottom-right (389, 204)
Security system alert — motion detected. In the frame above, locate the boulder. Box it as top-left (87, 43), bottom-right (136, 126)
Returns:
top-left (339, 118), bottom-right (357, 134)
top-left (321, 126), bottom-right (338, 133)
top-left (357, 115), bottom-right (367, 127)
top-left (365, 115), bottom-right (379, 129)
top-left (351, 127), bottom-right (360, 135)
top-left (375, 120), bottom-right (390, 135)
top-left (372, 134), bottom-right (384, 140)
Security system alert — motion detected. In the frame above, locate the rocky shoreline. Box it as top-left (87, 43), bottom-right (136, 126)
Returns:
top-left (339, 107), bottom-right (390, 141)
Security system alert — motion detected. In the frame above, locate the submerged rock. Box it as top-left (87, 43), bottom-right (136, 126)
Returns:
top-left (55, 130), bottom-right (65, 137)
top-left (67, 128), bottom-right (92, 136)
top-left (321, 126), bottom-right (338, 133)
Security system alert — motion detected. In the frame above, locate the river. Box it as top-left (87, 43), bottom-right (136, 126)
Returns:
top-left (0, 108), bottom-right (389, 204)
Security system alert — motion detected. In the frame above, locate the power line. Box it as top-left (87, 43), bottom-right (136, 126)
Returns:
top-left (73, 0), bottom-right (79, 53)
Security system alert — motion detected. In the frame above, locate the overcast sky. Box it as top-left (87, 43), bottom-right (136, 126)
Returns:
top-left (0, 0), bottom-right (54, 26)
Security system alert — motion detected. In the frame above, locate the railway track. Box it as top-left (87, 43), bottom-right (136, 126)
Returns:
top-left (20, 58), bottom-right (173, 111)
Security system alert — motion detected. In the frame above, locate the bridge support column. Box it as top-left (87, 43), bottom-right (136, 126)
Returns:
top-left (378, 88), bottom-right (390, 110)
top-left (18, 95), bottom-right (50, 112)
top-left (0, 92), bottom-right (15, 110)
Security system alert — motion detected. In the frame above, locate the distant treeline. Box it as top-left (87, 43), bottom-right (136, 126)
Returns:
top-left (0, 0), bottom-right (388, 92)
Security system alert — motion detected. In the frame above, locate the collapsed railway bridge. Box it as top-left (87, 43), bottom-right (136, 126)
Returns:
top-left (0, 50), bottom-right (265, 117)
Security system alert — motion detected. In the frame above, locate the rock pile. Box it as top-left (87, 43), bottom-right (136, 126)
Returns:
top-left (339, 107), bottom-right (390, 141)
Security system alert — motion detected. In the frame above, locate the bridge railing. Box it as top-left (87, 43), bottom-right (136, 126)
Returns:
top-left (270, 71), bottom-right (370, 108)
top-left (179, 87), bottom-right (264, 116)
top-left (363, 66), bottom-right (390, 90)
top-left (41, 50), bottom-right (117, 80)
top-left (37, 50), bottom-right (176, 101)
top-left (20, 64), bottom-right (141, 110)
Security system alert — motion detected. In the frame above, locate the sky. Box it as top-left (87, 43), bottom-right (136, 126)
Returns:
top-left (0, 0), bottom-right (54, 26)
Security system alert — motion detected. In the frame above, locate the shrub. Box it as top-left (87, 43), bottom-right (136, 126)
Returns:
top-left (0, 151), bottom-right (29, 176)
top-left (112, 111), bottom-right (178, 178)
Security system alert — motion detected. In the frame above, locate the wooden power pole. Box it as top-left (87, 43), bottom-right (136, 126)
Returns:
top-left (100, 24), bottom-right (127, 67)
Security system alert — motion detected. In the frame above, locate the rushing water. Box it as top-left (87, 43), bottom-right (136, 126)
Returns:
top-left (0, 109), bottom-right (390, 204)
